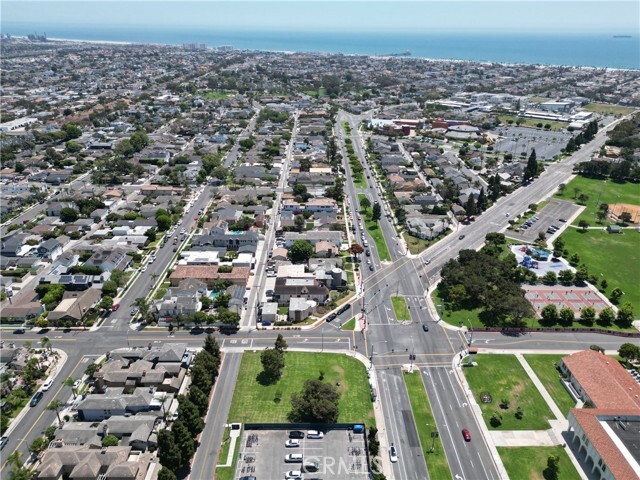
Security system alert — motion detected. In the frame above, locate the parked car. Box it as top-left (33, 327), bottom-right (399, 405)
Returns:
top-left (112, 304), bottom-right (120, 312)
top-left (285, 453), bottom-right (303, 463)
top-left (0, 436), bottom-right (8, 450)
top-left (307, 430), bottom-right (324, 439)
top-left (285, 439), bottom-right (300, 448)
top-left (327, 313), bottom-right (337, 322)
top-left (462, 428), bottom-right (471, 441)
top-left (289, 431), bottom-right (305, 439)
top-left (73, 379), bottom-right (82, 390)
top-left (285, 471), bottom-right (302, 479)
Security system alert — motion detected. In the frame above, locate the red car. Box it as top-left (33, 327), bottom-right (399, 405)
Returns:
top-left (461, 429), bottom-right (471, 442)
top-left (112, 304), bottom-right (120, 312)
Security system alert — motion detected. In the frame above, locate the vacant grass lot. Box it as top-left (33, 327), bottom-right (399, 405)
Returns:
top-left (463, 355), bottom-right (553, 430)
top-left (555, 176), bottom-right (639, 225)
top-left (202, 90), bottom-right (231, 99)
top-left (498, 446), bottom-right (581, 480)
top-left (583, 103), bottom-right (637, 116)
top-left (227, 352), bottom-right (374, 425)
top-left (524, 354), bottom-right (575, 416)
top-left (499, 115), bottom-right (567, 131)
top-left (560, 227), bottom-right (640, 315)
top-left (391, 296), bottom-right (411, 321)
top-left (404, 372), bottom-right (451, 480)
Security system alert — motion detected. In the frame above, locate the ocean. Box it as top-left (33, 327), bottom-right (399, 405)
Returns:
top-left (3, 22), bottom-right (639, 69)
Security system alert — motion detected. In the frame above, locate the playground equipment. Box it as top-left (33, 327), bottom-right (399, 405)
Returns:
top-left (522, 255), bottom-right (539, 269)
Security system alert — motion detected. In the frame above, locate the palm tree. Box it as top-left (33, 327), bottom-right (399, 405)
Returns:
top-left (6, 450), bottom-right (23, 469)
top-left (63, 377), bottom-right (78, 397)
top-left (47, 400), bottom-right (63, 424)
top-left (41, 336), bottom-right (52, 353)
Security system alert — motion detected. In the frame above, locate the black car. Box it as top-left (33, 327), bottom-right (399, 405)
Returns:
top-left (327, 313), bottom-right (337, 322)
top-left (337, 304), bottom-right (350, 315)
top-left (30, 391), bottom-right (43, 407)
top-left (0, 436), bottom-right (8, 450)
top-left (365, 249), bottom-right (370, 256)
top-left (289, 430), bottom-right (305, 439)
top-left (458, 234), bottom-right (465, 240)
top-left (422, 324), bottom-right (429, 332)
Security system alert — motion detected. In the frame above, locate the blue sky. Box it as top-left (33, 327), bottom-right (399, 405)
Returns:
top-left (2, 1), bottom-right (638, 34)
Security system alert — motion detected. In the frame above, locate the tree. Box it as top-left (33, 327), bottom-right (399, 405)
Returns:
top-left (188, 385), bottom-right (210, 417)
top-left (292, 183), bottom-right (309, 201)
top-left (540, 304), bottom-right (559, 326)
top-left (102, 280), bottom-right (118, 298)
top-left (616, 302), bottom-right (634, 328)
top-left (60, 207), bottom-right (79, 223)
top-left (372, 202), bottom-right (382, 221)
top-left (130, 131), bottom-right (150, 152)
top-left (619, 211), bottom-right (632, 224)
top-left (578, 220), bottom-right (590, 231)
top-left (41, 336), bottom-right (52, 352)
top-left (171, 420), bottom-right (194, 468)
top-left (98, 296), bottom-right (114, 313)
top-left (559, 306), bottom-right (575, 326)
top-left (289, 379), bottom-right (341, 423)
top-left (177, 395), bottom-right (204, 435)
top-left (145, 228), bottom-right (157, 242)
top-left (29, 436), bottom-right (47, 455)
top-left (542, 271), bottom-right (557, 285)
top-left (115, 138), bottom-right (134, 157)
top-left (523, 149), bottom-right (538, 182)
top-left (619, 342), bottom-right (640, 362)
top-left (557, 270), bottom-right (574, 284)
top-left (275, 334), bottom-right (288, 352)
top-left (65, 140), bottom-right (83, 153)
top-left (47, 400), bottom-right (63, 424)
top-left (203, 334), bottom-right (221, 360)
top-left (134, 297), bottom-right (150, 319)
top-left (158, 468), bottom-right (177, 480)
top-left (261, 348), bottom-right (285, 381)
top-left (610, 287), bottom-right (624, 303)
top-left (464, 196), bottom-right (477, 217)
top-left (597, 307), bottom-right (615, 326)
top-left (579, 306), bottom-right (597, 326)
top-left (574, 264), bottom-right (589, 284)
top-left (156, 214), bottom-right (172, 232)
top-left (101, 434), bottom-right (119, 447)
top-left (543, 455), bottom-right (560, 480)
top-left (190, 363), bottom-right (213, 392)
top-left (288, 240), bottom-right (314, 263)
top-left (349, 243), bottom-right (364, 256)
top-left (158, 429), bottom-right (181, 473)
top-left (64, 376), bottom-right (78, 396)
top-left (360, 197), bottom-right (371, 211)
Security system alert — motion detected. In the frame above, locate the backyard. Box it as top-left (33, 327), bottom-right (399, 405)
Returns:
top-left (404, 372), bottom-right (451, 480)
top-left (523, 354), bottom-right (576, 416)
top-left (498, 446), bottom-right (581, 480)
top-left (463, 354), bottom-right (554, 430)
top-left (227, 352), bottom-right (374, 425)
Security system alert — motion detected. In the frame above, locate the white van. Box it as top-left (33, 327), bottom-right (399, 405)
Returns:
top-left (285, 453), bottom-right (303, 463)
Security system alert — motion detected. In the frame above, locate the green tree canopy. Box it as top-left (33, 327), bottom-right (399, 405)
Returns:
top-left (288, 240), bottom-right (314, 263)
top-left (289, 379), bottom-right (341, 423)
top-left (260, 348), bottom-right (285, 381)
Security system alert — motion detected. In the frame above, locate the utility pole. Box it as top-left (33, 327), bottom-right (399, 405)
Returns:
top-left (430, 430), bottom-right (439, 452)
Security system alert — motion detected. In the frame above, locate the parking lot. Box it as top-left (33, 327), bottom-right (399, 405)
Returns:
top-left (492, 126), bottom-right (572, 160)
top-left (234, 427), bottom-right (370, 479)
top-left (507, 199), bottom-right (582, 243)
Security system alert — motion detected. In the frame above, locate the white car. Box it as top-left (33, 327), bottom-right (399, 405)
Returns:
top-left (41, 378), bottom-right (53, 392)
top-left (306, 430), bottom-right (324, 439)
top-left (389, 444), bottom-right (398, 463)
top-left (73, 379), bottom-right (82, 390)
top-left (285, 471), bottom-right (302, 479)
top-left (285, 439), bottom-right (300, 448)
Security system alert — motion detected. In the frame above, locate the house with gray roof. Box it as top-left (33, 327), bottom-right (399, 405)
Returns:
top-left (77, 387), bottom-right (170, 421)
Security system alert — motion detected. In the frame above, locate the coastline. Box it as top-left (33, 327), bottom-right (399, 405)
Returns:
top-left (10, 35), bottom-right (637, 72)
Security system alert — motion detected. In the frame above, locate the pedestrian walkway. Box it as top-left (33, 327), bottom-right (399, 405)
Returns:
top-left (489, 429), bottom-right (562, 447)
top-left (515, 353), bottom-right (566, 421)
top-left (217, 426), bottom-right (242, 467)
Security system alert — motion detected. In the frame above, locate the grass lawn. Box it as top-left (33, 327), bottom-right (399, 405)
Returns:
top-left (340, 317), bottom-right (356, 330)
top-left (227, 352), bottom-right (374, 425)
top-left (555, 176), bottom-right (639, 225)
top-left (431, 289), bottom-right (486, 329)
top-left (402, 231), bottom-right (433, 255)
top-left (202, 90), bottom-right (231, 100)
top-left (559, 227), bottom-right (640, 315)
top-left (583, 103), bottom-right (637, 117)
top-left (391, 296), bottom-right (411, 321)
top-left (358, 194), bottom-right (391, 261)
top-left (498, 446), bottom-right (581, 480)
top-left (404, 372), bottom-right (451, 480)
top-left (498, 115), bottom-right (567, 131)
top-left (463, 355), bottom-right (554, 430)
top-left (523, 354), bottom-right (576, 416)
